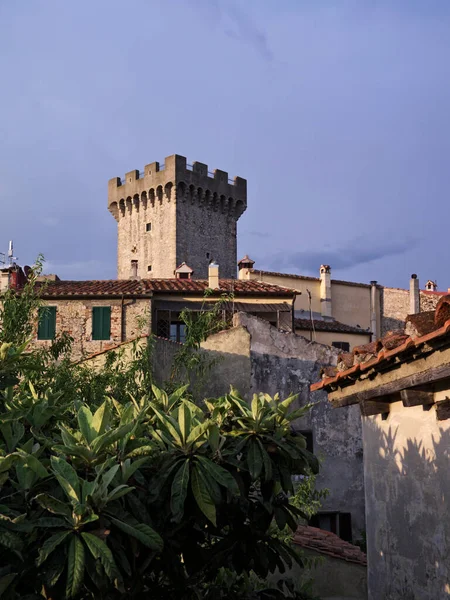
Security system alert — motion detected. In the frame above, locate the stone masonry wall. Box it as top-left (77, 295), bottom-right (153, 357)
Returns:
top-left (30, 298), bottom-right (151, 361)
top-left (108, 155), bottom-right (247, 280)
top-left (381, 288), bottom-right (442, 335)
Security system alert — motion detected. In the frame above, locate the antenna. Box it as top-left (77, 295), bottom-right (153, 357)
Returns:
top-left (7, 241), bottom-right (17, 266)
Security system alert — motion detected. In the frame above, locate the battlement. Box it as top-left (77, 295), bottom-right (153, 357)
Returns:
top-left (108, 154), bottom-right (247, 222)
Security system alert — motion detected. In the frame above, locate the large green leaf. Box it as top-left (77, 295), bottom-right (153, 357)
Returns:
top-left (0, 572), bottom-right (16, 596)
top-left (77, 406), bottom-right (96, 445)
top-left (81, 532), bottom-right (117, 581)
top-left (50, 457), bottom-right (80, 503)
top-left (0, 454), bottom-right (19, 473)
top-left (66, 535), bottom-right (85, 599)
top-left (34, 493), bottom-right (73, 518)
top-left (186, 420), bottom-right (211, 449)
top-left (178, 402), bottom-right (191, 444)
top-left (91, 401), bottom-right (111, 436)
top-left (16, 450), bottom-right (48, 479)
top-left (170, 460), bottom-right (190, 522)
top-left (191, 464), bottom-right (216, 526)
top-left (256, 439), bottom-right (273, 481)
top-left (36, 530), bottom-right (71, 566)
top-left (196, 456), bottom-right (239, 495)
top-left (91, 421), bottom-right (135, 454)
top-left (247, 438), bottom-right (263, 480)
top-left (0, 529), bottom-right (23, 550)
top-left (109, 517), bottom-right (163, 551)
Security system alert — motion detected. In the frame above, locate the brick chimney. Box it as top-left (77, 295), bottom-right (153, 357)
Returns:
top-left (409, 274), bottom-right (420, 314)
top-left (320, 265), bottom-right (332, 318)
top-left (208, 261), bottom-right (219, 289)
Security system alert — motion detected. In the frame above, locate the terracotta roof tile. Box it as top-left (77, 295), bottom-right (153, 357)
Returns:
top-left (294, 318), bottom-right (370, 335)
top-left (292, 525), bottom-right (367, 566)
top-left (405, 311), bottom-right (436, 337)
top-left (37, 279), bottom-right (295, 298)
top-left (311, 317), bottom-right (450, 392)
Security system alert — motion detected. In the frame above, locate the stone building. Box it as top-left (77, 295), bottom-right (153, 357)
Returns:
top-left (30, 267), bottom-right (294, 360)
top-left (238, 257), bottom-right (446, 348)
top-left (108, 154), bottom-right (247, 280)
top-left (311, 296), bottom-right (450, 600)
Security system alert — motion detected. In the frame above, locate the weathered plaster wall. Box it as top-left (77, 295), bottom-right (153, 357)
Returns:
top-left (331, 283), bottom-right (372, 330)
top-left (190, 314), bottom-right (365, 539)
top-left (295, 329), bottom-right (371, 351)
top-left (278, 548), bottom-right (367, 600)
top-left (31, 298), bottom-right (151, 360)
top-left (239, 313), bottom-right (365, 539)
top-left (362, 403), bottom-right (450, 600)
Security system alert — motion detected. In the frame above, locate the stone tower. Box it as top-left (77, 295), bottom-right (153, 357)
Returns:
top-left (108, 154), bottom-right (247, 280)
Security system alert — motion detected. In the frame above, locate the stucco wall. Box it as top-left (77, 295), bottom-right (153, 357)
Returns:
top-left (207, 313), bottom-right (366, 540)
top-left (295, 329), bottom-right (371, 351)
top-left (331, 283), bottom-right (372, 330)
top-left (362, 403), bottom-right (450, 600)
top-left (31, 298), bottom-right (151, 360)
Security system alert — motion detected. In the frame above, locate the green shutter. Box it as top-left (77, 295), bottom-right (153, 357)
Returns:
top-left (38, 307), bottom-right (56, 340)
top-left (92, 307), bottom-right (111, 340)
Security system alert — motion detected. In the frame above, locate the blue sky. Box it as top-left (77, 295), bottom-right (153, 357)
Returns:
top-left (1, 0), bottom-right (449, 289)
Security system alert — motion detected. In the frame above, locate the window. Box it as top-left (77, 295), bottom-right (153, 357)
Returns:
top-left (170, 322), bottom-right (187, 343)
top-left (131, 260), bottom-right (138, 278)
top-left (206, 252), bottom-right (210, 259)
top-left (178, 272), bottom-right (189, 279)
top-left (147, 265), bottom-right (152, 272)
top-left (332, 341), bottom-right (350, 352)
top-left (146, 223), bottom-right (152, 232)
top-left (38, 306), bottom-right (56, 340)
top-left (309, 512), bottom-right (352, 542)
top-left (92, 307), bottom-right (111, 340)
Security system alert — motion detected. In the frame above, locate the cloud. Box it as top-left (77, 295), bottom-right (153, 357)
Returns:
top-left (265, 236), bottom-right (418, 275)
top-left (189, 0), bottom-right (272, 61)
top-left (243, 230), bottom-right (270, 238)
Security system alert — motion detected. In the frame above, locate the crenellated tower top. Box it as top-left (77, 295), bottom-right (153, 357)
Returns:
top-left (108, 154), bottom-right (247, 280)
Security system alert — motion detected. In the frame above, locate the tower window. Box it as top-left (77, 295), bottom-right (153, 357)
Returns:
top-left (147, 265), bottom-right (152, 272)
top-left (131, 260), bottom-right (138, 278)
top-left (146, 223), bottom-right (152, 232)
top-left (206, 252), bottom-right (210, 259)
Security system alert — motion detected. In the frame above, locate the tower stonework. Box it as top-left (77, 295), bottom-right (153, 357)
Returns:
top-left (108, 154), bottom-right (247, 280)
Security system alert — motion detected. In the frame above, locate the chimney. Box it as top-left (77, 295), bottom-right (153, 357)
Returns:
top-left (208, 261), bottom-right (220, 289)
top-left (370, 280), bottom-right (378, 339)
top-left (409, 274), bottom-right (420, 314)
top-left (238, 255), bottom-right (255, 280)
top-left (319, 265), bottom-right (332, 318)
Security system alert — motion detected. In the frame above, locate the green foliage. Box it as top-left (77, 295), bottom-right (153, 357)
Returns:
top-left (0, 279), bottom-right (321, 599)
top-left (171, 291), bottom-right (232, 388)
top-left (0, 255), bottom-right (45, 346)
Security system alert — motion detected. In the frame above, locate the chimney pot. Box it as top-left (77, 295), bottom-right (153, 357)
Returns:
top-left (208, 261), bottom-right (220, 289)
top-left (319, 265), bottom-right (332, 318)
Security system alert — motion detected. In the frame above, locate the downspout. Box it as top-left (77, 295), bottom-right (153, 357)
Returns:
top-left (291, 292), bottom-right (297, 333)
top-left (121, 295), bottom-right (125, 342)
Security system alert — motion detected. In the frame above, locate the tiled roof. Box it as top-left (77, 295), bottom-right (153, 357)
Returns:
top-left (294, 318), bottom-right (370, 335)
top-left (405, 311), bottom-right (436, 337)
top-left (311, 295), bottom-right (450, 392)
top-left (292, 525), bottom-right (367, 566)
top-left (38, 279), bottom-right (295, 298)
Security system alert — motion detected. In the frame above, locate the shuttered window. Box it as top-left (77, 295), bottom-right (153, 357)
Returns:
top-left (38, 306), bottom-right (56, 340)
top-left (92, 307), bottom-right (111, 340)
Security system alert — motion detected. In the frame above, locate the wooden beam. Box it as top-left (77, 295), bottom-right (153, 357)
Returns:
top-left (360, 400), bottom-right (391, 417)
top-left (400, 389), bottom-right (435, 408)
top-left (330, 362), bottom-right (450, 407)
top-left (436, 399), bottom-right (450, 421)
